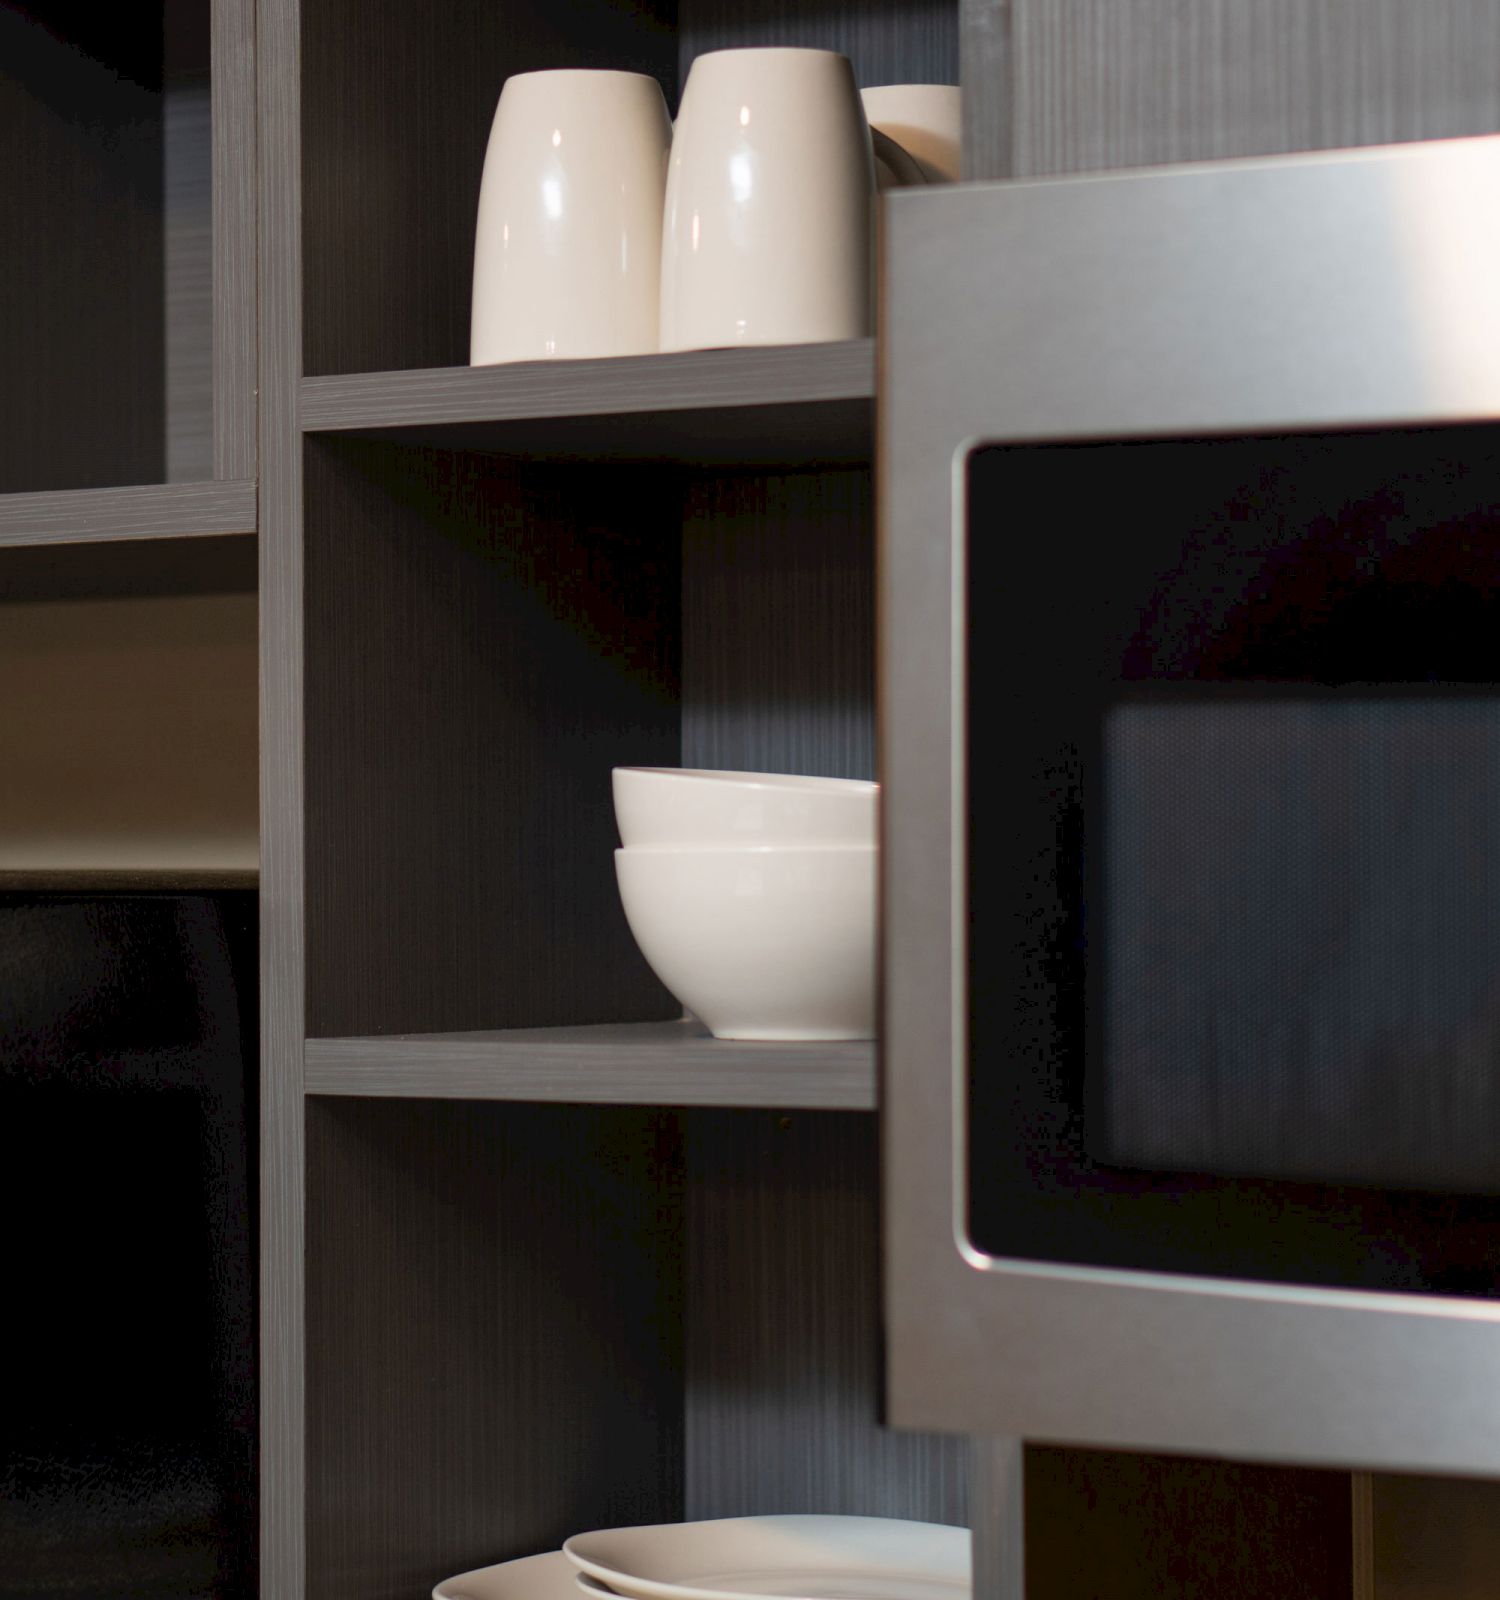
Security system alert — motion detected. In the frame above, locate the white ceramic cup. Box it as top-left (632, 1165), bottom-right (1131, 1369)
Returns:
top-left (861, 84), bottom-right (961, 184)
top-left (660, 48), bottom-right (874, 352)
top-left (615, 845), bottom-right (877, 1040)
top-left (471, 69), bottom-right (671, 364)
top-left (613, 767), bottom-right (877, 849)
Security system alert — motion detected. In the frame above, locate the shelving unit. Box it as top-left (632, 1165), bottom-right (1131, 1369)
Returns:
top-left (259, 3), bottom-right (955, 1598)
top-left (10, 0), bottom-right (1499, 1594)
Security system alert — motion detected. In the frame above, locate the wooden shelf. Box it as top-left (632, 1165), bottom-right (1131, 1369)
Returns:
top-left (0, 480), bottom-right (257, 549)
top-left (0, 868), bottom-right (259, 892)
top-left (303, 1018), bottom-right (876, 1109)
top-left (298, 341), bottom-right (874, 462)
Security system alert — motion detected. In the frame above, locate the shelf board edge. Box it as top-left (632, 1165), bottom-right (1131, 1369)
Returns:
top-left (0, 479), bottom-right (257, 548)
top-left (304, 1020), bottom-right (877, 1111)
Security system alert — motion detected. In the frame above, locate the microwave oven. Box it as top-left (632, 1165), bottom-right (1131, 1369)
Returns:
top-left (881, 133), bottom-right (1500, 1477)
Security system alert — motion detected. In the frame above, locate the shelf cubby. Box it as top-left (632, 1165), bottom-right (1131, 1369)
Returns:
top-left (1, 0), bottom-right (254, 497)
top-left (0, 479), bottom-right (257, 549)
top-left (301, 0), bottom-right (956, 379)
top-left (304, 1019), bottom-right (876, 1108)
top-left (0, 533), bottom-right (258, 882)
top-left (307, 1099), bottom-right (964, 1600)
top-left (303, 435), bottom-right (872, 1041)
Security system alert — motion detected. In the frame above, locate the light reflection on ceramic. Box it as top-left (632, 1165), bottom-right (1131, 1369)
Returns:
top-left (471, 69), bottom-right (670, 364)
top-left (660, 48), bottom-right (874, 352)
top-left (861, 85), bottom-right (961, 185)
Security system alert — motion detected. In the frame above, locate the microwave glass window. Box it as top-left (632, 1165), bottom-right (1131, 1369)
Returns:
top-left (965, 429), bottom-right (1500, 1297)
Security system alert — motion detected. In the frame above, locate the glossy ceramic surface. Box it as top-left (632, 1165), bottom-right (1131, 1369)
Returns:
top-left (435, 1550), bottom-right (578, 1600)
top-left (661, 49), bottom-right (874, 351)
top-left (615, 845), bottom-right (876, 1040)
top-left (472, 70), bottom-right (671, 363)
top-left (613, 767), bottom-right (877, 849)
top-left (564, 1515), bottom-right (970, 1600)
top-left (861, 86), bottom-right (961, 183)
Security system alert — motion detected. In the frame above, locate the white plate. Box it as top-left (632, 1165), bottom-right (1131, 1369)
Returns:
top-left (562, 1516), bottom-right (970, 1600)
top-left (435, 1550), bottom-right (578, 1600)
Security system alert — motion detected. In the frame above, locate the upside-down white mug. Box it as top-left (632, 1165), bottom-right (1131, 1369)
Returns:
top-left (861, 84), bottom-right (962, 185)
top-left (660, 48), bottom-right (874, 352)
top-left (471, 69), bottom-right (671, 364)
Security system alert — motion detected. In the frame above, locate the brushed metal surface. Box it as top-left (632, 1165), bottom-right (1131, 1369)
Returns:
top-left (305, 1020), bottom-right (876, 1110)
top-left (0, 480), bottom-right (256, 547)
top-left (881, 138), bottom-right (1500, 1471)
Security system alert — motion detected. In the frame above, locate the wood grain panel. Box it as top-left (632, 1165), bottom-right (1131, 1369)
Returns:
top-left (165, 73), bottom-right (214, 481)
top-left (211, 0), bottom-right (258, 481)
top-left (1026, 1447), bottom-right (1353, 1600)
top-left (679, 0), bottom-right (958, 90)
top-left (301, 0), bottom-right (676, 377)
top-left (301, 343), bottom-right (873, 432)
top-left (306, 1099), bottom-right (684, 1600)
top-left (303, 440), bottom-right (681, 1037)
top-left (0, 7), bottom-right (165, 492)
top-left (959, 0), bottom-right (1010, 179)
top-left (1001, 0), bottom-right (1500, 179)
top-left (684, 1111), bottom-right (967, 1524)
top-left (256, 0), bottom-right (306, 1594)
top-left (305, 1020), bottom-right (876, 1109)
top-left (0, 481), bottom-right (256, 548)
top-left (682, 470), bottom-right (875, 781)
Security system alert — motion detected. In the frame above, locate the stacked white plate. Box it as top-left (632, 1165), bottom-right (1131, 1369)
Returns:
top-left (612, 768), bottom-right (879, 1042)
top-left (434, 1516), bottom-right (971, 1600)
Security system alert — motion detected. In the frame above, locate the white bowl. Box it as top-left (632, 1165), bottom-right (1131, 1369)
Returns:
top-left (613, 767), bottom-right (876, 849)
top-left (615, 846), bottom-right (876, 1040)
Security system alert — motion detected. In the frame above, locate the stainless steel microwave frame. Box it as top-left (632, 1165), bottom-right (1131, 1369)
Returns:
top-left (879, 133), bottom-right (1500, 1475)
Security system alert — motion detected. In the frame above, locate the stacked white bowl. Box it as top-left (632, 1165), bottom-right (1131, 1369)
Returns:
top-left (613, 767), bottom-right (878, 1041)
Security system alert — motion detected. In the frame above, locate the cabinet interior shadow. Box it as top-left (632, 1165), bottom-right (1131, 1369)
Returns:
top-left (0, 891), bottom-right (257, 1600)
top-left (305, 1103), bottom-right (964, 1600)
top-left (304, 443), bottom-right (873, 1038)
top-left (0, 0), bottom-right (213, 492)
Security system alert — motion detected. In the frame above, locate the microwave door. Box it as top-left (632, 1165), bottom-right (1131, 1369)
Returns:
top-left (880, 134), bottom-right (1500, 1475)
